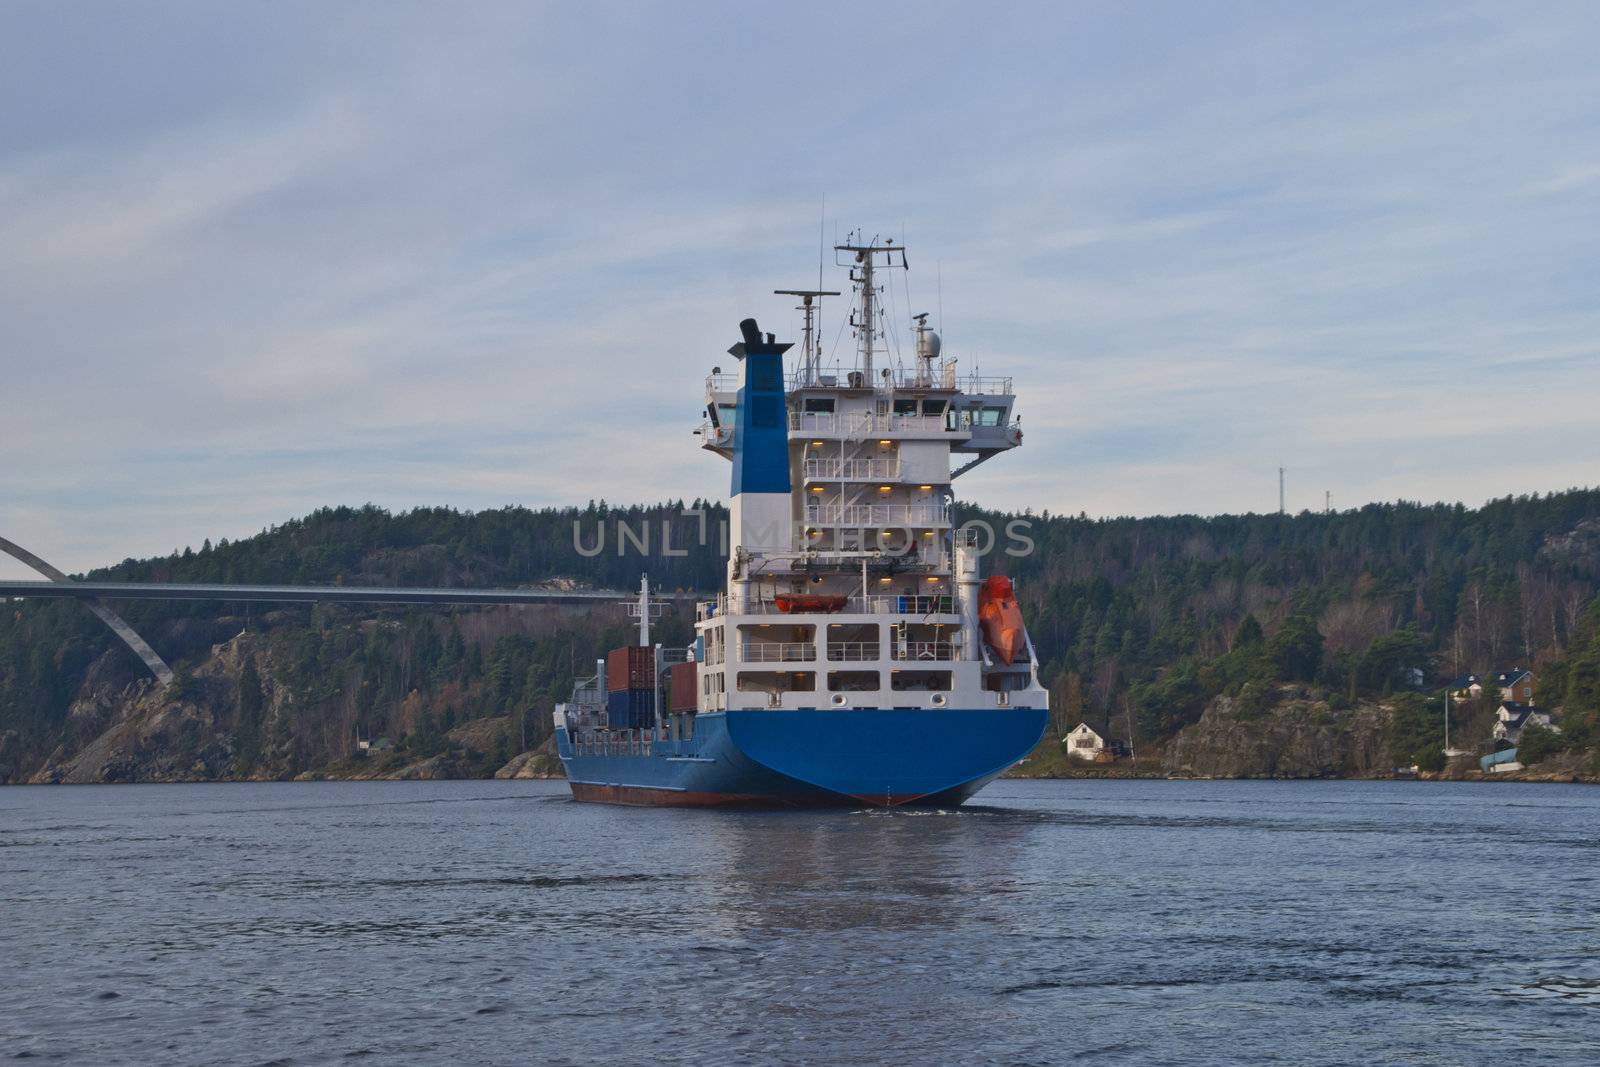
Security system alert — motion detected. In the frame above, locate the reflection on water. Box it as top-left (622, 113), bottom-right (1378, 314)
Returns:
top-left (700, 806), bottom-right (1034, 937)
top-left (3, 779), bottom-right (1600, 1065)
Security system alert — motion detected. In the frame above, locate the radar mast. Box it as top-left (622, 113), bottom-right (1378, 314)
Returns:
top-left (834, 233), bottom-right (906, 382)
top-left (774, 288), bottom-right (839, 385)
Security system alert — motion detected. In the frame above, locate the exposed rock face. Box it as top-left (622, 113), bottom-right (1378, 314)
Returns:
top-left (6, 635), bottom-right (558, 785)
top-left (1163, 687), bottom-right (1395, 779)
top-left (495, 740), bottom-right (565, 780)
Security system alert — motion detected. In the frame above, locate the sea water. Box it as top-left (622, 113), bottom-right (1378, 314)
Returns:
top-left (3, 779), bottom-right (1597, 1064)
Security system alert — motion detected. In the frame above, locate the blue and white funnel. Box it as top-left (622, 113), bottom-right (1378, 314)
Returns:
top-left (728, 318), bottom-right (793, 560)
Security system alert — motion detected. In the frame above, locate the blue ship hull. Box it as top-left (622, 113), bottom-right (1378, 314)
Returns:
top-left (556, 708), bottom-right (1048, 808)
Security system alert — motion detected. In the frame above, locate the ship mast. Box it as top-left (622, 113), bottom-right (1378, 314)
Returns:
top-left (627, 573), bottom-right (666, 646)
top-left (835, 234), bottom-right (906, 381)
top-left (774, 288), bottom-right (839, 385)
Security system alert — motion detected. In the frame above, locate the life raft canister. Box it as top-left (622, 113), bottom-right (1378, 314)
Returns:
top-left (977, 574), bottom-right (1025, 665)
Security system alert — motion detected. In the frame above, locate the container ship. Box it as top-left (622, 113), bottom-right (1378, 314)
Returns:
top-left (553, 234), bottom-right (1048, 807)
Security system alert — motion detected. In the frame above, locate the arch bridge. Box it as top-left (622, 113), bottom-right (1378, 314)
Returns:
top-left (0, 536), bottom-right (689, 686)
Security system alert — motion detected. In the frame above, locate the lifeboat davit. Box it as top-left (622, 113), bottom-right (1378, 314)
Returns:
top-left (775, 593), bottom-right (849, 614)
top-left (977, 575), bottom-right (1025, 665)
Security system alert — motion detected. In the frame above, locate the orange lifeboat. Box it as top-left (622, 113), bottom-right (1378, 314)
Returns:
top-left (775, 593), bottom-right (849, 614)
top-left (977, 575), bottom-right (1025, 664)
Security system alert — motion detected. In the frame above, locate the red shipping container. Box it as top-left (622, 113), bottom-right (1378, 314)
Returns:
top-left (669, 661), bottom-right (698, 712)
top-left (606, 646), bottom-right (655, 692)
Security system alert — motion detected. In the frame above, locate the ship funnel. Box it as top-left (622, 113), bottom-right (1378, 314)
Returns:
top-left (727, 317), bottom-right (794, 566)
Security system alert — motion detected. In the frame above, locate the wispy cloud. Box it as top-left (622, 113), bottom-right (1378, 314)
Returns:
top-left (2, 1), bottom-right (1599, 574)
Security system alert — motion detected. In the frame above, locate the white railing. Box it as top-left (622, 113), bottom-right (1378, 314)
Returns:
top-left (697, 419), bottom-right (733, 447)
top-left (705, 372), bottom-right (740, 397)
top-left (805, 503), bottom-right (951, 526)
top-left (790, 547), bottom-right (950, 571)
top-left (826, 641), bottom-right (880, 662)
top-left (789, 412), bottom-right (952, 436)
top-left (892, 641), bottom-right (957, 661)
top-left (788, 365), bottom-right (1014, 396)
top-left (851, 594), bottom-right (957, 615)
top-left (741, 642), bottom-right (817, 663)
top-left (728, 366), bottom-right (1016, 401)
top-left (802, 458), bottom-right (900, 481)
top-left (702, 593), bottom-right (958, 618)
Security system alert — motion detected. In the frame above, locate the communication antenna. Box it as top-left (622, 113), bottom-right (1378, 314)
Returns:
top-left (835, 232), bottom-right (907, 381)
top-left (912, 312), bottom-right (942, 386)
top-left (1279, 467), bottom-right (1286, 515)
top-left (775, 288), bottom-right (839, 385)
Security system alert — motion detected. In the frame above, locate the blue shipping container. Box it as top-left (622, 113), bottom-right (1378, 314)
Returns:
top-left (606, 688), bottom-right (656, 730)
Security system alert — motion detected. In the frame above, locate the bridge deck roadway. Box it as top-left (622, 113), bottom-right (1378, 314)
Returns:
top-left (0, 581), bottom-right (692, 605)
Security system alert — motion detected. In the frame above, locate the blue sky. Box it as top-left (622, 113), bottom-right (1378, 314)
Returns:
top-left (3, 2), bottom-right (1599, 575)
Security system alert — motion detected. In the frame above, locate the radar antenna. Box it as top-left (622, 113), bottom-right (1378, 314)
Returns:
top-left (774, 288), bottom-right (840, 385)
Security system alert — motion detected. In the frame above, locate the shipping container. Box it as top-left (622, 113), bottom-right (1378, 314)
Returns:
top-left (605, 687), bottom-right (656, 730)
top-left (606, 646), bottom-right (655, 692)
top-left (669, 661), bottom-right (698, 713)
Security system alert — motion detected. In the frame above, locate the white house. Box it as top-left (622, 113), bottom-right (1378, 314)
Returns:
top-left (1492, 703), bottom-right (1557, 744)
top-left (1064, 722), bottom-right (1110, 761)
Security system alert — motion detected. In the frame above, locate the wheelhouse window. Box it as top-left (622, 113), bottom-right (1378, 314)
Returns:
top-left (804, 397), bottom-right (835, 413)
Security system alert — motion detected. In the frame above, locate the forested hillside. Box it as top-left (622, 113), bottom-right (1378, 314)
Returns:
top-left (4, 490), bottom-right (1600, 783)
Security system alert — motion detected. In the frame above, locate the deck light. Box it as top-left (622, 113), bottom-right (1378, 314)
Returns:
top-left (877, 485), bottom-right (892, 493)
top-left (918, 484), bottom-right (932, 491)
top-left (811, 440), bottom-right (824, 448)
top-left (878, 439), bottom-right (891, 447)
top-left (810, 486), bottom-right (825, 493)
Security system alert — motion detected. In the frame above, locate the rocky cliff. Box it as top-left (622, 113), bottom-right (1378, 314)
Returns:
top-left (7, 632), bottom-right (565, 785)
top-left (1163, 686), bottom-right (1397, 779)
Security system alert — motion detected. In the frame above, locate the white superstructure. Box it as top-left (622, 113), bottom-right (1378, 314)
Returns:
top-left (693, 234), bottom-right (1049, 717)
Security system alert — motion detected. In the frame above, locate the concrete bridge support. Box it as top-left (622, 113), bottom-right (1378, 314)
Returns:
top-left (0, 535), bottom-right (175, 686)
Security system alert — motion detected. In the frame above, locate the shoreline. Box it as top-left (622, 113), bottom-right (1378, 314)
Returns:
top-left (8, 767), bottom-right (1598, 787)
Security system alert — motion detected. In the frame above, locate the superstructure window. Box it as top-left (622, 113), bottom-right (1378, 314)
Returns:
top-left (737, 671), bottom-right (816, 694)
top-left (828, 670), bottom-right (879, 692)
top-left (893, 398), bottom-right (918, 415)
top-left (922, 399), bottom-right (947, 416)
top-left (976, 408), bottom-right (1004, 427)
top-left (891, 670), bottom-right (952, 692)
top-left (803, 397), bottom-right (835, 413)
